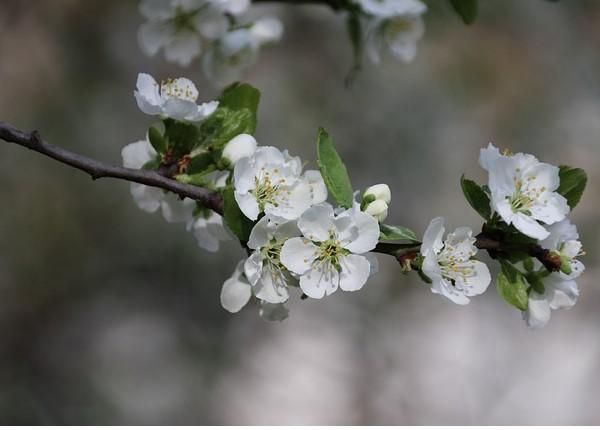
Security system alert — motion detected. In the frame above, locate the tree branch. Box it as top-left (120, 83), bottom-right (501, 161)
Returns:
top-left (0, 121), bottom-right (224, 215)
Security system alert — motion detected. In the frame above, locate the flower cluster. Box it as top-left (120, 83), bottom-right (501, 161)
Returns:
top-left (138, 0), bottom-right (282, 85)
top-left (124, 73), bottom-right (586, 327)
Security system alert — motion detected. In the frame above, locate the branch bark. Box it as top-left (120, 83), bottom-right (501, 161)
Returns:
top-left (0, 121), bottom-right (224, 215)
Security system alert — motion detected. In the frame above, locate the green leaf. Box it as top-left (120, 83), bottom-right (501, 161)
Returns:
top-left (222, 186), bottom-right (254, 243)
top-left (163, 119), bottom-right (200, 158)
top-left (449, 0), bottom-right (478, 25)
top-left (187, 152), bottom-right (215, 175)
top-left (148, 126), bottom-right (166, 154)
top-left (379, 224), bottom-right (418, 242)
top-left (557, 165), bottom-right (587, 209)
top-left (316, 127), bottom-right (354, 209)
top-left (496, 263), bottom-right (529, 311)
top-left (197, 83), bottom-right (261, 152)
top-left (460, 175), bottom-right (491, 220)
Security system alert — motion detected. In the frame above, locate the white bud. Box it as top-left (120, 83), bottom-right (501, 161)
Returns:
top-left (222, 134), bottom-right (257, 166)
top-left (363, 183), bottom-right (391, 204)
top-left (364, 199), bottom-right (388, 223)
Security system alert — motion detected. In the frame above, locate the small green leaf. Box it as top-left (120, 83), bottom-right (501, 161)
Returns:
top-left (496, 263), bottom-right (529, 311)
top-left (222, 186), bottom-right (254, 242)
top-left (187, 152), bottom-right (215, 175)
top-left (219, 82), bottom-right (260, 121)
top-left (163, 119), bottom-right (200, 158)
top-left (148, 126), bottom-right (166, 154)
top-left (316, 127), bottom-right (354, 209)
top-left (460, 175), bottom-right (491, 220)
top-left (379, 224), bottom-right (418, 242)
top-left (449, 0), bottom-right (478, 25)
top-left (557, 165), bottom-right (587, 209)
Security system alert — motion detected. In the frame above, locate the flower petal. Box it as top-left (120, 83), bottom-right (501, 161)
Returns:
top-left (243, 251), bottom-right (263, 286)
top-left (339, 254), bottom-right (371, 292)
top-left (421, 217), bottom-right (445, 256)
top-left (220, 261), bottom-right (252, 313)
top-left (343, 210), bottom-right (380, 254)
top-left (280, 237), bottom-right (318, 275)
top-left (130, 184), bottom-right (162, 213)
top-left (297, 203), bottom-right (335, 242)
top-left (234, 191), bottom-right (260, 221)
top-left (164, 34), bottom-right (202, 66)
top-left (253, 270), bottom-right (289, 304)
top-left (121, 140), bottom-right (157, 169)
top-left (160, 194), bottom-right (195, 224)
top-left (259, 302), bottom-right (289, 322)
top-left (512, 213), bottom-right (549, 240)
top-left (299, 264), bottom-right (339, 299)
top-left (523, 293), bottom-right (551, 329)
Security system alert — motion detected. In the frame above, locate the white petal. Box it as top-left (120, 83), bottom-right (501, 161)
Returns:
top-left (247, 216), bottom-right (273, 250)
top-left (259, 302), bottom-right (289, 322)
top-left (339, 254), bottom-right (371, 292)
top-left (299, 264), bottom-right (339, 299)
top-left (121, 140), bottom-right (157, 169)
top-left (191, 217), bottom-right (221, 252)
top-left (220, 261), bottom-right (252, 313)
top-left (522, 162), bottom-right (561, 193)
top-left (541, 219), bottom-right (579, 250)
top-left (234, 191), bottom-right (260, 221)
top-left (512, 213), bottom-right (549, 240)
top-left (233, 156), bottom-right (256, 194)
top-left (530, 193), bottom-right (569, 225)
top-left (304, 170), bottom-right (328, 204)
top-left (162, 98), bottom-right (201, 121)
top-left (297, 203), bottom-right (336, 242)
top-left (546, 276), bottom-right (579, 310)
top-left (420, 217), bottom-right (445, 256)
top-left (453, 260), bottom-right (491, 297)
top-left (139, 0), bottom-right (174, 19)
top-left (523, 293), bottom-right (551, 329)
top-left (160, 195), bottom-right (195, 223)
top-left (187, 100), bottom-right (219, 122)
top-left (343, 210), bottom-right (380, 254)
top-left (250, 16), bottom-right (284, 44)
top-left (130, 183), bottom-right (162, 213)
top-left (363, 183), bottom-right (391, 204)
top-left (478, 143), bottom-right (501, 172)
top-left (164, 34), bottom-right (202, 66)
top-left (280, 237), bottom-right (318, 275)
top-left (267, 180), bottom-right (313, 221)
top-left (138, 21), bottom-right (171, 56)
top-left (441, 226), bottom-right (476, 263)
top-left (243, 251), bottom-right (263, 286)
top-left (253, 270), bottom-right (289, 304)
top-left (431, 277), bottom-right (470, 305)
top-left (134, 73), bottom-right (163, 115)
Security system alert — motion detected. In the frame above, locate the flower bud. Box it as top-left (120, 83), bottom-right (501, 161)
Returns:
top-left (364, 199), bottom-right (388, 223)
top-left (363, 183), bottom-right (391, 205)
top-left (222, 134), bottom-right (257, 166)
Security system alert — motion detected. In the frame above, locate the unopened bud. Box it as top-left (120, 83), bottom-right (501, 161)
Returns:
top-left (363, 184), bottom-right (391, 205)
top-left (364, 199), bottom-right (388, 222)
top-left (222, 134), bottom-right (257, 167)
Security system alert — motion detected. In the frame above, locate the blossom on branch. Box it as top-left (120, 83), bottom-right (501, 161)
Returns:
top-left (479, 143), bottom-right (569, 240)
top-left (420, 217), bottom-right (491, 305)
top-left (134, 73), bottom-right (218, 122)
top-left (280, 203), bottom-right (380, 299)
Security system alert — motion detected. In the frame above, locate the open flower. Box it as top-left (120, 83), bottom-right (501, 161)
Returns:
top-left (233, 146), bottom-right (327, 221)
top-left (122, 138), bottom-right (195, 224)
top-left (356, 0), bottom-right (427, 64)
top-left (138, 0), bottom-right (248, 66)
top-left (280, 203), bottom-right (380, 299)
top-left (220, 260), bottom-right (289, 321)
top-left (203, 16), bottom-right (283, 86)
top-left (479, 143), bottom-right (569, 240)
top-left (523, 219), bottom-right (585, 328)
top-left (134, 73), bottom-right (218, 122)
top-left (420, 217), bottom-right (491, 305)
top-left (244, 217), bottom-right (300, 304)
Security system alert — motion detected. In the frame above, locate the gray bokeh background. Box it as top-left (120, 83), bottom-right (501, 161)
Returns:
top-left (0, 0), bottom-right (599, 424)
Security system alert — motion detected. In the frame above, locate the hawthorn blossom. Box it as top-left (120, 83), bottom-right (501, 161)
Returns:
top-left (244, 217), bottom-right (300, 304)
top-left (280, 203), bottom-right (380, 299)
top-left (203, 16), bottom-right (284, 86)
top-left (220, 260), bottom-right (289, 321)
top-left (122, 139), bottom-right (195, 224)
top-left (355, 0), bottom-right (427, 64)
top-left (221, 133), bottom-right (257, 166)
top-left (420, 217), bottom-right (491, 305)
top-left (138, 0), bottom-right (249, 66)
top-left (523, 219), bottom-right (585, 328)
top-left (233, 146), bottom-right (327, 221)
top-left (362, 183), bottom-right (391, 222)
top-left (134, 73), bottom-right (218, 122)
top-left (479, 143), bottom-right (569, 240)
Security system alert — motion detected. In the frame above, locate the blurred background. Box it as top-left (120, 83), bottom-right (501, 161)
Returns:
top-left (0, 0), bottom-right (599, 424)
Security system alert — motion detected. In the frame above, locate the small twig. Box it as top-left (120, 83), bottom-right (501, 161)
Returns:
top-left (0, 121), bottom-right (224, 215)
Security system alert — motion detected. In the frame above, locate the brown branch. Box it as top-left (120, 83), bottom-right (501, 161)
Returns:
top-left (0, 121), bottom-right (224, 215)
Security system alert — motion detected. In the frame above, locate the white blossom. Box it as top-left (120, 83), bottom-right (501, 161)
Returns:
top-left (220, 260), bottom-right (290, 321)
top-left (221, 133), bottom-right (257, 166)
top-left (122, 139), bottom-right (195, 224)
top-left (134, 73), bottom-right (218, 122)
top-left (203, 16), bottom-right (283, 86)
top-left (420, 217), bottom-right (491, 305)
top-left (357, 0), bottom-right (427, 64)
top-left (233, 146), bottom-right (327, 221)
top-left (479, 143), bottom-right (569, 240)
top-left (523, 219), bottom-right (585, 328)
top-left (244, 216), bottom-right (300, 304)
top-left (138, 0), bottom-right (244, 66)
top-left (280, 203), bottom-right (380, 299)
top-left (363, 183), bottom-right (391, 204)
top-left (188, 210), bottom-right (230, 252)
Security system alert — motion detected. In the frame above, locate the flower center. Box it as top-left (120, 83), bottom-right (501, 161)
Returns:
top-left (508, 175), bottom-right (546, 214)
top-left (171, 7), bottom-right (200, 33)
top-left (252, 168), bottom-right (289, 211)
top-left (313, 231), bottom-right (349, 271)
top-left (161, 79), bottom-right (198, 102)
top-left (260, 240), bottom-right (290, 290)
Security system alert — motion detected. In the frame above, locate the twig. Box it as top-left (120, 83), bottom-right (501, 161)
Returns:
top-left (0, 121), bottom-right (224, 215)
